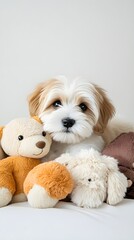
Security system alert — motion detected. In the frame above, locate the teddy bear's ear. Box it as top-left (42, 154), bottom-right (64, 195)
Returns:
top-left (0, 126), bottom-right (4, 139)
top-left (32, 116), bottom-right (42, 124)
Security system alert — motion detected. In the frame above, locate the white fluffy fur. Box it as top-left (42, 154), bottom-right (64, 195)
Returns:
top-left (40, 77), bottom-right (99, 144)
top-left (0, 187), bottom-right (12, 207)
top-left (27, 184), bottom-right (58, 208)
top-left (55, 149), bottom-right (128, 208)
top-left (38, 76), bottom-right (106, 159)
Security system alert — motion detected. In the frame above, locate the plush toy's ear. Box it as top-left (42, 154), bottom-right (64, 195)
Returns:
top-left (106, 170), bottom-right (128, 205)
top-left (101, 155), bottom-right (128, 205)
top-left (32, 116), bottom-right (42, 124)
top-left (0, 126), bottom-right (4, 139)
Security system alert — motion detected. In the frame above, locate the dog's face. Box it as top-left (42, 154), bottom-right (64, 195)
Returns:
top-left (28, 76), bottom-right (115, 144)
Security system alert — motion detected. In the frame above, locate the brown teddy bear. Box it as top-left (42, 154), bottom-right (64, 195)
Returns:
top-left (0, 116), bottom-right (73, 207)
top-left (102, 132), bottom-right (134, 199)
top-left (0, 116), bottom-right (52, 207)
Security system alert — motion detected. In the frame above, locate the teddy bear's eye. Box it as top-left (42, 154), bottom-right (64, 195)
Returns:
top-left (88, 178), bottom-right (91, 182)
top-left (18, 135), bottom-right (24, 141)
top-left (42, 131), bottom-right (46, 137)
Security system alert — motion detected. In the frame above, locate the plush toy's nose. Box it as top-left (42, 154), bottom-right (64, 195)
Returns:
top-left (36, 141), bottom-right (46, 149)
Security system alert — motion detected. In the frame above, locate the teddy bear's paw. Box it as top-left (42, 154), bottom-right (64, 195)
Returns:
top-left (71, 185), bottom-right (106, 208)
top-left (27, 184), bottom-right (58, 208)
top-left (0, 187), bottom-right (12, 207)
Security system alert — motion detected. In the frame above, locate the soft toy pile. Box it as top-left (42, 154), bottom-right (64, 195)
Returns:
top-left (102, 132), bottom-right (134, 199)
top-left (0, 117), bottom-right (73, 207)
top-left (0, 116), bottom-right (129, 209)
top-left (24, 148), bottom-right (128, 208)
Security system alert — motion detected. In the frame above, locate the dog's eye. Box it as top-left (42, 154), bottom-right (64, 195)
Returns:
top-left (53, 100), bottom-right (62, 108)
top-left (18, 135), bottom-right (24, 141)
top-left (42, 131), bottom-right (46, 137)
top-left (79, 103), bottom-right (87, 112)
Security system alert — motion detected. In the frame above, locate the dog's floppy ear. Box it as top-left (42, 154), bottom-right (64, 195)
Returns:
top-left (28, 78), bottom-right (59, 116)
top-left (28, 83), bottom-right (44, 116)
top-left (32, 115), bottom-right (43, 124)
top-left (93, 84), bottom-right (115, 134)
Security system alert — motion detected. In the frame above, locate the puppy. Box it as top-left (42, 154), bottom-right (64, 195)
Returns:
top-left (28, 76), bottom-right (117, 160)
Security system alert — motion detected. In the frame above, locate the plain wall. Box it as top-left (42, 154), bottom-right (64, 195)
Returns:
top-left (0, 0), bottom-right (134, 124)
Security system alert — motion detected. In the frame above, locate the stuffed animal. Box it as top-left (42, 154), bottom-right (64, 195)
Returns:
top-left (0, 116), bottom-right (52, 207)
top-left (102, 132), bottom-right (134, 199)
top-left (0, 116), bottom-right (74, 208)
top-left (24, 148), bottom-right (128, 208)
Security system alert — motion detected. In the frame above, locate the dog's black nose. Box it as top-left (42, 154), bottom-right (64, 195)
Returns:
top-left (62, 118), bottom-right (75, 128)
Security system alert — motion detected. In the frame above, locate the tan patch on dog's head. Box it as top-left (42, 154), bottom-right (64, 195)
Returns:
top-left (28, 79), bottom-right (60, 116)
top-left (93, 84), bottom-right (115, 134)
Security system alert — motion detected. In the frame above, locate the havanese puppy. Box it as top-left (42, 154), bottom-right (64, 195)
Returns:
top-left (29, 76), bottom-right (115, 159)
top-left (28, 76), bottom-right (132, 160)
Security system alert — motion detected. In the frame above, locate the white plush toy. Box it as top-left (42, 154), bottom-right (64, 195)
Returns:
top-left (55, 149), bottom-right (128, 208)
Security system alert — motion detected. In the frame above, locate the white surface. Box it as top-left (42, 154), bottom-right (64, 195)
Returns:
top-left (0, 200), bottom-right (134, 240)
top-left (0, 0), bottom-right (134, 124)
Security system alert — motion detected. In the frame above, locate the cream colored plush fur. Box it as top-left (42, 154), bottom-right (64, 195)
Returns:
top-left (0, 117), bottom-right (52, 207)
top-left (55, 149), bottom-right (128, 208)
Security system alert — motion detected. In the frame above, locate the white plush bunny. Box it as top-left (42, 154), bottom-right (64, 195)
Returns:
top-left (55, 149), bottom-right (128, 208)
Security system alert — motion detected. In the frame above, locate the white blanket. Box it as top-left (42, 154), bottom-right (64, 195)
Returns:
top-left (0, 200), bottom-right (134, 240)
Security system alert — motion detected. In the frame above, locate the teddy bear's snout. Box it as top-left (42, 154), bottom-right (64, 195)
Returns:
top-left (36, 141), bottom-right (46, 149)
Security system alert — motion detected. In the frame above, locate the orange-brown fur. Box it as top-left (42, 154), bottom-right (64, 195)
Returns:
top-left (0, 156), bottom-right (41, 196)
top-left (0, 146), bottom-right (7, 160)
top-left (28, 79), bottom-right (60, 116)
top-left (93, 84), bottom-right (115, 134)
top-left (24, 162), bottom-right (74, 199)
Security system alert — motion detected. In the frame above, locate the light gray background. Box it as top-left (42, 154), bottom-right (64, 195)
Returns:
top-left (0, 0), bottom-right (134, 124)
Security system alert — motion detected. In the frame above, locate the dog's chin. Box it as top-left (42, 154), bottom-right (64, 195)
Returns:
top-left (51, 131), bottom-right (90, 144)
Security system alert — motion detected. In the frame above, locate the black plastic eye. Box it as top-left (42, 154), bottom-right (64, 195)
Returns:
top-left (42, 131), bottom-right (46, 137)
top-left (53, 100), bottom-right (62, 108)
top-left (18, 135), bottom-right (24, 141)
top-left (88, 178), bottom-right (91, 182)
top-left (79, 103), bottom-right (87, 112)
